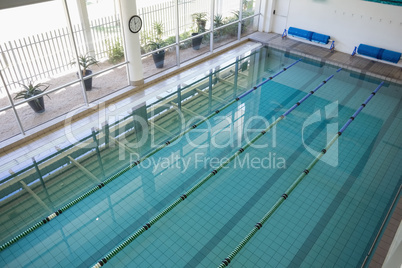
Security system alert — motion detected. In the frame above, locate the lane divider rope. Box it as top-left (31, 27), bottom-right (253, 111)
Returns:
top-left (217, 81), bottom-right (384, 268)
top-left (0, 58), bottom-right (302, 252)
top-left (90, 67), bottom-right (340, 268)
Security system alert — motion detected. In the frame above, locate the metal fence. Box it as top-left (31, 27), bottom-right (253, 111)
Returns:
top-left (0, 14), bottom-right (123, 92)
top-left (138, 0), bottom-right (206, 42)
top-left (1, 29), bottom-right (70, 91)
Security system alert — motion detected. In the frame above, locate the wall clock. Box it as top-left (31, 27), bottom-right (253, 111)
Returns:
top-left (129, 15), bottom-right (142, 33)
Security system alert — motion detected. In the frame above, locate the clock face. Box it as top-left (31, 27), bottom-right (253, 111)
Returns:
top-left (129, 15), bottom-right (142, 33)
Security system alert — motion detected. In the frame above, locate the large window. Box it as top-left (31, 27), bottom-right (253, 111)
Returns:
top-left (66, 0), bottom-right (129, 102)
top-left (0, 0), bottom-right (87, 141)
top-left (0, 0), bottom-right (261, 143)
top-left (178, 0), bottom-right (212, 63)
top-left (138, 0), bottom-right (178, 77)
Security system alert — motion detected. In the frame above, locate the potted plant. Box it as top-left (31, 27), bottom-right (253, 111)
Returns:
top-left (147, 40), bottom-right (167, 68)
top-left (147, 22), bottom-right (167, 68)
top-left (191, 12), bottom-right (207, 50)
top-left (14, 82), bottom-right (50, 113)
top-left (71, 53), bottom-right (99, 90)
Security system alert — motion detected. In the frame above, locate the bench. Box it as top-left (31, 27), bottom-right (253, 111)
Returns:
top-left (351, 44), bottom-right (401, 64)
top-left (283, 27), bottom-right (335, 51)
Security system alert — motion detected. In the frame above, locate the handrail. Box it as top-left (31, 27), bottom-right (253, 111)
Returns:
top-left (145, 51), bottom-right (258, 109)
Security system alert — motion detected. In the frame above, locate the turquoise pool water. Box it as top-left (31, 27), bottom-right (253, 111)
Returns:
top-left (0, 47), bottom-right (401, 267)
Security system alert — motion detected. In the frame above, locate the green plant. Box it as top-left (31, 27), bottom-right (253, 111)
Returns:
top-left (153, 21), bottom-right (164, 40)
top-left (214, 14), bottom-right (224, 28)
top-left (147, 22), bottom-right (167, 53)
top-left (222, 14), bottom-right (239, 37)
top-left (230, 11), bottom-right (248, 34)
top-left (214, 14), bottom-right (225, 39)
top-left (232, 10), bottom-right (253, 20)
top-left (192, 12), bottom-right (208, 33)
top-left (71, 53), bottom-right (99, 75)
top-left (179, 31), bottom-right (192, 49)
top-left (180, 31), bottom-right (191, 39)
top-left (165, 36), bottom-right (176, 46)
top-left (14, 81), bottom-right (50, 106)
top-left (242, 10), bottom-right (254, 18)
top-left (232, 10), bottom-right (241, 20)
top-left (146, 40), bottom-right (167, 52)
top-left (106, 39), bottom-right (124, 64)
top-left (140, 32), bottom-right (152, 53)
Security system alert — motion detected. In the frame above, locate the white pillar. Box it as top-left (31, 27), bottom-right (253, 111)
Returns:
top-left (120, 0), bottom-right (144, 86)
top-left (259, 0), bottom-right (276, 33)
top-left (76, 0), bottom-right (95, 56)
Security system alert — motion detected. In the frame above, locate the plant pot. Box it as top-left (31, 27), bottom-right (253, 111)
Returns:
top-left (77, 69), bottom-right (93, 91)
top-left (28, 96), bottom-right (45, 113)
top-left (192, 33), bottom-right (203, 50)
top-left (152, 50), bottom-right (165, 69)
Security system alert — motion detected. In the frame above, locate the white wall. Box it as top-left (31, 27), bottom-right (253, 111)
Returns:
top-left (267, 0), bottom-right (402, 54)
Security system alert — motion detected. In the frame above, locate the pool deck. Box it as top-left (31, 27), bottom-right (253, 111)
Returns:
top-left (368, 197), bottom-right (401, 268)
top-left (248, 32), bottom-right (402, 85)
top-left (247, 32), bottom-right (402, 268)
top-left (0, 31), bottom-right (401, 267)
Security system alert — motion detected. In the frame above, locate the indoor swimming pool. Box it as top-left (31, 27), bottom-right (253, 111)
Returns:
top-left (0, 46), bottom-right (401, 267)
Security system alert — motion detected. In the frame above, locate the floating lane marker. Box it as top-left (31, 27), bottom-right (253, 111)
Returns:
top-left (90, 68), bottom-right (339, 268)
top-left (217, 81), bottom-right (384, 268)
top-left (0, 59), bottom-right (302, 252)
top-left (237, 59), bottom-right (302, 100)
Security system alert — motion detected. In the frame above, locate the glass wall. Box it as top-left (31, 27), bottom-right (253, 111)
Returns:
top-left (241, 16), bottom-right (259, 38)
top-left (0, 0), bottom-right (261, 143)
top-left (66, 0), bottom-right (129, 103)
top-left (0, 0), bottom-right (87, 141)
top-left (0, 107), bottom-right (21, 141)
top-left (212, 0), bottom-right (239, 50)
top-left (242, 0), bottom-right (257, 18)
top-left (241, 0), bottom-right (260, 38)
top-left (0, 0), bottom-right (131, 142)
top-left (137, 0), bottom-right (178, 77)
top-left (178, 0), bottom-right (212, 63)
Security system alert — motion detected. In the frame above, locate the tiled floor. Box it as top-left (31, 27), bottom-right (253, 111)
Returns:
top-left (367, 191), bottom-right (401, 268)
top-left (0, 31), bottom-right (401, 267)
top-left (248, 32), bottom-right (402, 84)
